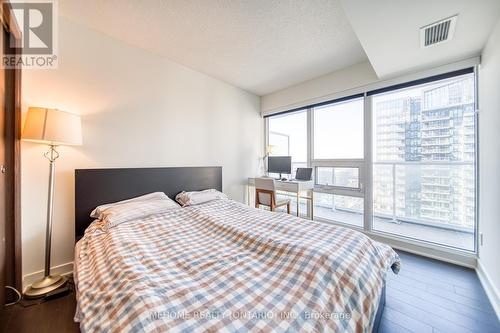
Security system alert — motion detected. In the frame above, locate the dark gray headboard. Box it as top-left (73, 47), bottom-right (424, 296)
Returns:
top-left (74, 166), bottom-right (222, 239)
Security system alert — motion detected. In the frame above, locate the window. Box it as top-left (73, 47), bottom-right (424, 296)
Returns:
top-left (313, 98), bottom-right (364, 159)
top-left (310, 97), bottom-right (365, 227)
top-left (264, 68), bottom-right (477, 253)
top-left (268, 110), bottom-right (307, 176)
top-left (371, 73), bottom-right (475, 251)
top-left (315, 167), bottom-right (360, 189)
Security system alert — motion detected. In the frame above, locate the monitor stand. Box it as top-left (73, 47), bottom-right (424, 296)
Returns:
top-left (276, 173), bottom-right (287, 181)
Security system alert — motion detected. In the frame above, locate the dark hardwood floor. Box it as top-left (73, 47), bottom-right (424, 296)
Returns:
top-left (382, 251), bottom-right (500, 333)
top-left (1, 251), bottom-right (499, 332)
top-left (0, 279), bottom-right (79, 333)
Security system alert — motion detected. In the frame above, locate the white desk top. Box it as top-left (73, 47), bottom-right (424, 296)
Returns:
top-left (248, 176), bottom-right (311, 182)
top-left (248, 177), bottom-right (314, 192)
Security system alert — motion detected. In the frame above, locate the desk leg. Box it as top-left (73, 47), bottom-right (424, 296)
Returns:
top-left (296, 192), bottom-right (300, 217)
top-left (248, 184), bottom-right (254, 206)
top-left (306, 190), bottom-right (310, 219)
top-left (305, 191), bottom-right (311, 219)
top-left (310, 189), bottom-right (314, 220)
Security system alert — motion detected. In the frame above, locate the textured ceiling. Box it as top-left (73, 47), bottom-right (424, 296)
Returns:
top-left (59, 0), bottom-right (368, 96)
top-left (341, 0), bottom-right (500, 79)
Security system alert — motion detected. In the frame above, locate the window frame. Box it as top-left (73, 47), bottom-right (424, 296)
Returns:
top-left (314, 166), bottom-right (362, 191)
top-left (312, 161), bottom-right (365, 197)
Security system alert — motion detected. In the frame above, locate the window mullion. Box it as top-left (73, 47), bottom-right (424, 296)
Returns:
top-left (364, 94), bottom-right (373, 232)
top-left (307, 108), bottom-right (313, 168)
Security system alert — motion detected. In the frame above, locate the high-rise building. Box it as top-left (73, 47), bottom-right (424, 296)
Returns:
top-left (373, 76), bottom-right (475, 231)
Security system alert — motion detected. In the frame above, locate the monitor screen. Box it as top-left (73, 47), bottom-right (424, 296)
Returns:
top-left (268, 156), bottom-right (292, 174)
top-left (295, 167), bottom-right (312, 181)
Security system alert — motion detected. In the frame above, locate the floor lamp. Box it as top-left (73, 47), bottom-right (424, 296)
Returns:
top-left (22, 107), bottom-right (82, 298)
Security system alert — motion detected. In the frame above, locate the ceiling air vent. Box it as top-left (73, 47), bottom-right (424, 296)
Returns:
top-left (420, 15), bottom-right (457, 48)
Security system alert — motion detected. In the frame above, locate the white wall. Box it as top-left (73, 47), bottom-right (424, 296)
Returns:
top-left (261, 61), bottom-right (378, 114)
top-left (21, 17), bottom-right (262, 287)
top-left (478, 18), bottom-right (500, 316)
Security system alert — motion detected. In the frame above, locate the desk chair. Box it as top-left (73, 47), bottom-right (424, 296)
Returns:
top-left (255, 178), bottom-right (291, 214)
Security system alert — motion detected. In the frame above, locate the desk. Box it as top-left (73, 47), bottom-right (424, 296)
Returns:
top-left (248, 177), bottom-right (314, 219)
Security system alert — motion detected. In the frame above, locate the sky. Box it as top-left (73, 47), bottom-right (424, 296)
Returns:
top-left (269, 99), bottom-right (363, 161)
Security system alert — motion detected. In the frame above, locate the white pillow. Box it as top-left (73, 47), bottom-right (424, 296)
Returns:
top-left (99, 199), bottom-right (180, 228)
top-left (175, 189), bottom-right (228, 207)
top-left (90, 192), bottom-right (169, 218)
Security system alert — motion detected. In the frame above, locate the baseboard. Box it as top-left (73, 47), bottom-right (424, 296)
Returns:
top-left (363, 230), bottom-right (477, 268)
top-left (22, 261), bottom-right (74, 292)
top-left (476, 259), bottom-right (500, 320)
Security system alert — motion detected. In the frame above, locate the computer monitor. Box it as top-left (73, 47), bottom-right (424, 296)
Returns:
top-left (267, 156), bottom-right (291, 178)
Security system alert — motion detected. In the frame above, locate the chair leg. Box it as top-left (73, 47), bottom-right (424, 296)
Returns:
top-left (287, 202), bottom-right (291, 214)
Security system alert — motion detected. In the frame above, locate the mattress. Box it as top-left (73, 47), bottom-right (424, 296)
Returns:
top-left (74, 199), bottom-right (399, 332)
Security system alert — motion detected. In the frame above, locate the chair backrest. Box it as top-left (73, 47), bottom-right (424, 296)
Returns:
top-left (255, 177), bottom-right (275, 191)
top-left (255, 178), bottom-right (276, 206)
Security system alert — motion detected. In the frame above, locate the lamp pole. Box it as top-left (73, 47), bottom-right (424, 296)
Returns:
top-left (24, 145), bottom-right (67, 298)
top-left (43, 145), bottom-right (58, 277)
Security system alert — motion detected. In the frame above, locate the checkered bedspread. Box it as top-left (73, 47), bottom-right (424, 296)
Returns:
top-left (74, 199), bottom-right (400, 333)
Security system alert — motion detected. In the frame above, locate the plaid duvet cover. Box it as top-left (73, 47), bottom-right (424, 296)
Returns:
top-left (74, 199), bottom-right (400, 333)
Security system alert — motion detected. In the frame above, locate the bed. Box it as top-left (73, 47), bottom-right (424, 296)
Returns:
top-left (74, 167), bottom-right (400, 333)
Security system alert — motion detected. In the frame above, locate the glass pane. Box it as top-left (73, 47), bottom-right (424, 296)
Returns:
top-left (372, 73), bottom-right (475, 251)
top-left (313, 98), bottom-right (364, 159)
top-left (314, 193), bottom-right (363, 227)
top-left (316, 167), bottom-right (359, 188)
top-left (268, 111), bottom-right (307, 177)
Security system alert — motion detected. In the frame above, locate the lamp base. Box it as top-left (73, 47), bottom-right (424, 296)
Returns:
top-left (24, 275), bottom-right (67, 299)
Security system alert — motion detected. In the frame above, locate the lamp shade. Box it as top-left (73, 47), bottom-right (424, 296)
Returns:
top-left (265, 145), bottom-right (275, 155)
top-left (22, 107), bottom-right (82, 146)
